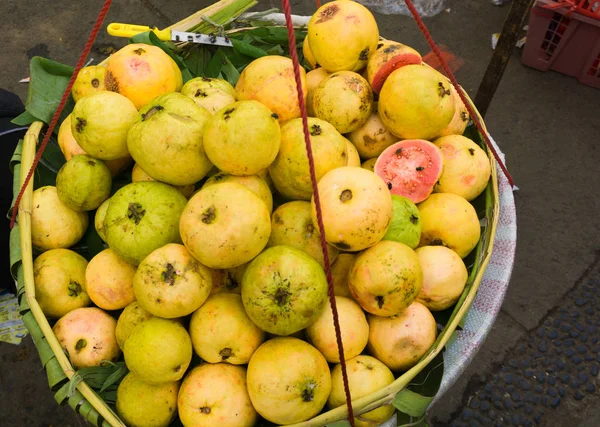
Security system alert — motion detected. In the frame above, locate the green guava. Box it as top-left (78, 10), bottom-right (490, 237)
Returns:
top-left (115, 301), bottom-right (154, 350)
top-left (382, 195), bottom-right (421, 249)
top-left (241, 245), bottom-right (328, 336)
top-left (71, 91), bottom-right (138, 160)
top-left (104, 182), bottom-right (188, 265)
top-left (127, 92), bottom-right (213, 186)
top-left (203, 100), bottom-right (281, 175)
top-left (267, 200), bottom-right (339, 268)
top-left (56, 154), bottom-right (112, 211)
top-left (268, 117), bottom-right (347, 200)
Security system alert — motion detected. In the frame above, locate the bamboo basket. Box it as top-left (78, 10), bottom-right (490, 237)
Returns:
top-left (9, 11), bottom-right (500, 427)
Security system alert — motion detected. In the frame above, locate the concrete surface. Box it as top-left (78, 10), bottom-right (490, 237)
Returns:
top-left (1, 0), bottom-right (599, 425)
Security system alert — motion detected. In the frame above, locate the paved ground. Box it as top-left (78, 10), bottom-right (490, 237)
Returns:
top-left (1, 0), bottom-right (599, 425)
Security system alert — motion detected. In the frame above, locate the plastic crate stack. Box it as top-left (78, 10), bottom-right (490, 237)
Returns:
top-left (522, 0), bottom-right (600, 88)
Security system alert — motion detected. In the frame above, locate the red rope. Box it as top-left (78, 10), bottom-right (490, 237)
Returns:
top-left (10, 0), bottom-right (113, 229)
top-left (280, 0), bottom-right (355, 425)
top-left (315, 0), bottom-right (322, 8)
top-left (403, 0), bottom-right (515, 187)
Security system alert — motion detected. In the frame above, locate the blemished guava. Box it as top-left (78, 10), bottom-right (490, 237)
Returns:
top-left (349, 240), bottom-right (423, 316)
top-left (71, 65), bottom-right (106, 102)
top-left (104, 182), bottom-right (188, 265)
top-left (56, 154), bottom-right (112, 211)
top-left (127, 92), bottom-right (213, 186)
top-left (33, 249), bottom-right (91, 318)
top-left (180, 77), bottom-right (236, 114)
top-left (133, 243), bottom-right (213, 318)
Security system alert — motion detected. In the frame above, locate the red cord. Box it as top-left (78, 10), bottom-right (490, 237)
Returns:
top-left (280, 0), bottom-right (355, 425)
top-left (403, 0), bottom-right (515, 187)
top-left (10, 0), bottom-right (113, 229)
top-left (316, 0), bottom-right (322, 8)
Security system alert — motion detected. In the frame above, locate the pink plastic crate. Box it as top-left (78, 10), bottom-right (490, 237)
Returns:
top-left (521, 0), bottom-right (600, 88)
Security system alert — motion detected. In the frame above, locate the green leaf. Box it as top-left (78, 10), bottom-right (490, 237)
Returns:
top-left (393, 389), bottom-right (434, 418)
top-left (393, 350), bottom-right (444, 424)
top-left (9, 226), bottom-right (22, 280)
top-left (395, 412), bottom-right (428, 426)
top-left (220, 53), bottom-right (241, 86)
top-left (231, 38), bottom-right (269, 59)
top-left (183, 46), bottom-right (213, 77)
top-left (12, 111), bottom-right (38, 126)
top-left (23, 57), bottom-right (75, 127)
top-left (100, 362), bottom-right (128, 392)
top-left (205, 48), bottom-right (226, 78)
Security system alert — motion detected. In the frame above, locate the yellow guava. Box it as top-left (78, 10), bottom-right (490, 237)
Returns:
top-left (247, 337), bottom-right (331, 424)
top-left (71, 65), bottom-right (107, 102)
top-left (203, 100), bottom-right (281, 176)
top-left (306, 296), bottom-right (369, 362)
top-left (202, 172), bottom-right (273, 213)
top-left (303, 36), bottom-right (318, 69)
top-left (115, 301), bottom-right (154, 350)
top-left (368, 301), bottom-right (437, 371)
top-left (31, 186), bottom-right (88, 251)
top-left (33, 249), bottom-right (91, 318)
top-left (268, 117), bottom-right (347, 200)
top-left (433, 134), bottom-right (491, 201)
top-left (179, 182), bottom-right (271, 269)
top-left (189, 293), bottom-right (265, 364)
top-left (349, 240), bottom-right (423, 316)
top-left (71, 91), bottom-right (138, 160)
top-left (306, 67), bottom-right (331, 117)
top-left (94, 197), bottom-right (110, 242)
top-left (379, 65), bottom-right (456, 140)
top-left (267, 200), bottom-right (339, 267)
top-left (56, 154), bottom-right (112, 211)
top-left (210, 264), bottom-right (247, 295)
top-left (328, 355), bottom-right (396, 426)
top-left (436, 83), bottom-right (470, 137)
top-left (417, 193), bottom-right (481, 258)
top-left (330, 253), bottom-right (358, 299)
top-left (416, 246), bottom-right (468, 311)
top-left (178, 364), bottom-right (257, 427)
top-left (312, 166), bottom-right (393, 251)
top-left (361, 157), bottom-right (378, 172)
top-left (307, 0), bottom-right (379, 72)
top-left (345, 139), bottom-right (362, 166)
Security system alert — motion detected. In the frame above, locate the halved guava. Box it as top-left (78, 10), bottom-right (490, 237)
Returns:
top-left (374, 139), bottom-right (443, 204)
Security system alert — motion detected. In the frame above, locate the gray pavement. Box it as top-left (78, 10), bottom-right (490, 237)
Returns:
top-left (1, 0), bottom-right (599, 425)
